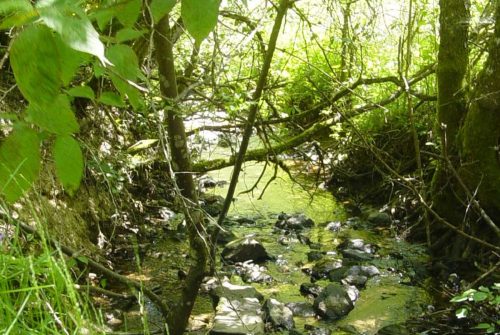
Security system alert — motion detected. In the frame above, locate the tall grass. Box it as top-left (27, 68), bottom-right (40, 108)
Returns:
top-left (0, 210), bottom-right (107, 335)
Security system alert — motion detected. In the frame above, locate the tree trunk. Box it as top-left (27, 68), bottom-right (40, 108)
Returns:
top-left (154, 15), bottom-right (208, 335)
top-left (431, 0), bottom-right (470, 233)
top-left (460, 1), bottom-right (500, 218)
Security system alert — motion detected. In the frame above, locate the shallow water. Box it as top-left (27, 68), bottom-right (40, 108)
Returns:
top-left (202, 161), bottom-right (431, 335)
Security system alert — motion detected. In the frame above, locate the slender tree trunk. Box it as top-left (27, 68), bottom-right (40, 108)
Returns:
top-left (431, 0), bottom-right (469, 234)
top-left (154, 15), bottom-right (207, 335)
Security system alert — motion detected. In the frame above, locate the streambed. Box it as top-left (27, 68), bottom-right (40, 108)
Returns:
top-left (111, 160), bottom-right (431, 335)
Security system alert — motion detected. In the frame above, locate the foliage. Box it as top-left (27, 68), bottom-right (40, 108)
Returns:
top-left (0, 228), bottom-right (105, 334)
top-left (450, 284), bottom-right (500, 333)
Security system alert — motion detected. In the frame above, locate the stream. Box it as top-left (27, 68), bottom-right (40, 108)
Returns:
top-left (110, 135), bottom-right (432, 335)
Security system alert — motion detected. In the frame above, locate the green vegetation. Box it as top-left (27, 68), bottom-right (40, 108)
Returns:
top-left (0, 0), bottom-right (499, 334)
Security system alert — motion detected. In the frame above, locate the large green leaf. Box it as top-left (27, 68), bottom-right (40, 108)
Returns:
top-left (53, 136), bottom-right (83, 195)
top-left (10, 26), bottom-right (61, 104)
top-left (26, 94), bottom-right (79, 135)
top-left (0, 0), bottom-right (36, 28)
top-left (150, 0), bottom-right (176, 23)
top-left (115, 0), bottom-right (141, 27)
top-left (0, 0), bottom-right (32, 14)
top-left (37, 0), bottom-right (109, 64)
top-left (10, 25), bottom-right (84, 104)
top-left (181, 0), bottom-right (220, 43)
top-left (0, 124), bottom-right (40, 203)
top-left (106, 44), bottom-right (143, 109)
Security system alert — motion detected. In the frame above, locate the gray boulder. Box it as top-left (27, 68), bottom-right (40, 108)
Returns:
top-left (263, 298), bottom-right (294, 330)
top-left (210, 297), bottom-right (264, 335)
top-left (275, 213), bottom-right (314, 231)
top-left (312, 257), bottom-right (343, 280)
top-left (313, 283), bottom-right (354, 320)
top-left (221, 236), bottom-right (270, 264)
top-left (285, 302), bottom-right (316, 317)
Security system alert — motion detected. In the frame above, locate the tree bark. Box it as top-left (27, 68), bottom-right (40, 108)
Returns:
top-left (460, 1), bottom-right (500, 217)
top-left (431, 0), bottom-right (470, 231)
top-left (154, 15), bottom-right (207, 335)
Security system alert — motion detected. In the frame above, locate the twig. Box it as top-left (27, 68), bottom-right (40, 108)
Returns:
top-left (466, 261), bottom-right (500, 290)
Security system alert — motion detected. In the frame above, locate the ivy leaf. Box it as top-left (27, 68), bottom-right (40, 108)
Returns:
top-left (181, 0), bottom-right (220, 43)
top-left (98, 91), bottom-right (126, 107)
top-left (53, 136), bottom-right (83, 195)
top-left (150, 0), bottom-right (176, 23)
top-left (66, 86), bottom-right (95, 100)
top-left (0, 124), bottom-right (40, 203)
top-left (37, 1), bottom-right (109, 65)
top-left (26, 94), bottom-right (79, 135)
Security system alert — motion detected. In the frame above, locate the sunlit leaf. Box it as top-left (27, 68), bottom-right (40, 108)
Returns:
top-left (150, 0), bottom-right (176, 23)
top-left (67, 86), bottom-right (95, 100)
top-left (127, 139), bottom-right (159, 153)
top-left (0, 0), bottom-right (32, 14)
top-left (115, 0), bottom-right (141, 27)
top-left (37, 1), bottom-right (109, 65)
top-left (115, 28), bottom-right (145, 43)
top-left (455, 307), bottom-right (469, 319)
top-left (98, 91), bottom-right (126, 107)
top-left (181, 0), bottom-right (220, 43)
top-left (0, 0), bottom-right (37, 28)
top-left (53, 136), bottom-right (83, 195)
top-left (0, 124), bottom-right (40, 203)
top-left (27, 95), bottom-right (79, 135)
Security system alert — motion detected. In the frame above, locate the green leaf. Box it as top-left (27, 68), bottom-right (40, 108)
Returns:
top-left (455, 307), bottom-right (469, 319)
top-left (0, 124), bottom-right (40, 203)
top-left (181, 0), bottom-right (220, 43)
top-left (115, 28), bottom-right (145, 43)
top-left (76, 255), bottom-right (88, 264)
top-left (115, 0), bottom-right (141, 27)
top-left (26, 94), bottom-right (79, 135)
top-left (37, 1), bottom-right (109, 65)
top-left (0, 0), bottom-right (32, 14)
top-left (10, 25), bottom-right (85, 104)
top-left (0, 0), bottom-right (37, 28)
top-left (66, 86), bottom-right (95, 100)
top-left (127, 139), bottom-right (159, 153)
top-left (474, 323), bottom-right (493, 330)
top-left (150, 0), bottom-right (176, 23)
top-left (106, 44), bottom-right (143, 108)
top-left (53, 136), bottom-right (83, 195)
top-left (98, 92), bottom-right (126, 107)
top-left (472, 291), bottom-right (489, 302)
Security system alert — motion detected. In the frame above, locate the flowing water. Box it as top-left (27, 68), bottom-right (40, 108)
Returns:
top-left (196, 161), bottom-right (431, 335)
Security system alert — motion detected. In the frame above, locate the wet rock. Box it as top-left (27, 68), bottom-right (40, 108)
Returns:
top-left (311, 258), bottom-right (343, 281)
top-left (367, 212), bottom-right (392, 226)
top-left (198, 175), bottom-right (218, 189)
top-left (200, 194), bottom-right (225, 216)
top-left (263, 298), bottom-right (294, 330)
top-left (325, 221), bottom-right (342, 232)
top-left (343, 274), bottom-right (368, 287)
top-left (328, 266), bottom-right (348, 282)
top-left (307, 251), bottom-right (325, 262)
top-left (235, 261), bottom-right (273, 283)
top-left (275, 213), bottom-right (314, 231)
top-left (285, 302), bottom-right (316, 317)
top-left (339, 238), bottom-right (377, 254)
top-left (214, 228), bottom-right (237, 245)
top-left (304, 324), bottom-right (331, 335)
top-left (375, 324), bottom-right (410, 335)
top-left (341, 248), bottom-right (374, 262)
top-left (300, 283), bottom-right (323, 298)
top-left (344, 284), bottom-right (360, 303)
top-left (209, 280), bottom-right (263, 304)
top-left (221, 236), bottom-right (270, 264)
top-left (345, 265), bottom-right (380, 277)
top-left (313, 283), bottom-right (354, 320)
top-left (211, 297), bottom-right (264, 335)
